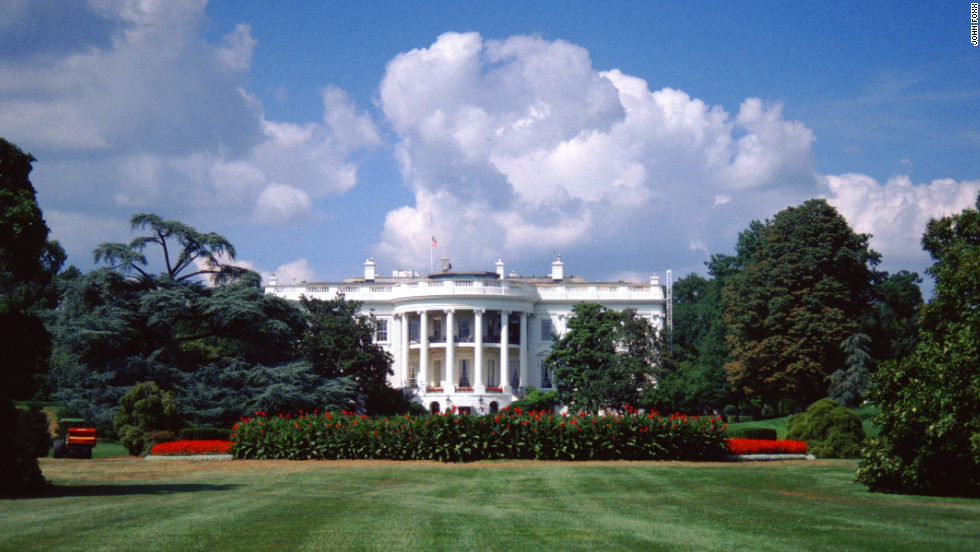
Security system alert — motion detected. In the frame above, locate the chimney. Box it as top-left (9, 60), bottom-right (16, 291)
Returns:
top-left (364, 258), bottom-right (376, 281)
top-left (496, 259), bottom-right (505, 278)
top-left (551, 255), bottom-right (564, 281)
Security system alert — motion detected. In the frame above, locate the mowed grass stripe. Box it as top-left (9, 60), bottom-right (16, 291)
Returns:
top-left (1, 459), bottom-right (977, 552)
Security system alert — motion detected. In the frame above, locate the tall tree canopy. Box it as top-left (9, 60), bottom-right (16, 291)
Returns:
top-left (93, 213), bottom-right (249, 287)
top-left (857, 192), bottom-right (980, 497)
top-left (545, 303), bottom-right (661, 413)
top-left (648, 273), bottom-right (732, 412)
top-left (298, 295), bottom-right (395, 412)
top-left (723, 199), bottom-right (880, 407)
top-left (1, 138), bottom-right (65, 494)
top-left (47, 215), bottom-right (314, 432)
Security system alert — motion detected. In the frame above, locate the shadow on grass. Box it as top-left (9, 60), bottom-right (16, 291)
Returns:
top-left (13, 483), bottom-right (241, 499)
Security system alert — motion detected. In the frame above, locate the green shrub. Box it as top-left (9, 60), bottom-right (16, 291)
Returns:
top-left (140, 430), bottom-right (179, 456)
top-left (179, 427), bottom-right (232, 441)
top-left (114, 382), bottom-right (184, 456)
top-left (507, 387), bottom-right (558, 413)
top-left (786, 399), bottom-right (864, 458)
top-left (15, 404), bottom-right (52, 458)
top-left (726, 426), bottom-right (777, 440)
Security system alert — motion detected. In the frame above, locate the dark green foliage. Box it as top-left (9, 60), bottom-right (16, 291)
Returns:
top-left (179, 427), bottom-right (232, 441)
top-left (725, 427), bottom-right (777, 440)
top-left (298, 295), bottom-right (394, 412)
top-left (865, 270), bottom-right (923, 363)
top-left (1, 138), bottom-right (64, 494)
top-left (827, 333), bottom-right (873, 407)
top-left (857, 193), bottom-right (980, 497)
top-left (724, 199), bottom-right (880, 407)
top-left (46, 215), bottom-right (310, 434)
top-left (93, 213), bottom-right (250, 286)
top-left (507, 387), bottom-right (558, 413)
top-left (656, 273), bottom-right (732, 412)
top-left (546, 303), bottom-right (661, 413)
top-left (176, 359), bottom-right (357, 427)
top-left (15, 404), bottom-right (52, 458)
top-left (115, 381), bottom-right (184, 456)
top-left (139, 430), bottom-right (180, 456)
top-left (232, 410), bottom-right (727, 462)
top-left (786, 399), bottom-right (864, 458)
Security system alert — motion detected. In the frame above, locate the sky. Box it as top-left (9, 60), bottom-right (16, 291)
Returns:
top-left (1, 0), bottom-right (978, 292)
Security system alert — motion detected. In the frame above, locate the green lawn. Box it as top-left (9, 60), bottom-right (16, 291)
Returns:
top-left (2, 459), bottom-right (977, 552)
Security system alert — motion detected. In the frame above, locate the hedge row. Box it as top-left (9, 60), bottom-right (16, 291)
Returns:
top-left (726, 438), bottom-right (807, 455)
top-left (231, 408), bottom-right (728, 462)
top-left (725, 427), bottom-right (778, 440)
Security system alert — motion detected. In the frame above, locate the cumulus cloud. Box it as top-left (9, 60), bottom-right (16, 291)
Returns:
top-left (0, 0), bottom-right (379, 253)
top-left (824, 174), bottom-right (980, 273)
top-left (374, 32), bottom-right (820, 273)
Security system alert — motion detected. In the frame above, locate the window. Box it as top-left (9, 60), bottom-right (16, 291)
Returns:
top-left (409, 361), bottom-right (419, 388)
top-left (486, 359), bottom-right (497, 387)
top-left (458, 359), bottom-right (470, 387)
top-left (458, 318), bottom-right (471, 342)
top-left (374, 319), bottom-right (388, 342)
top-left (409, 319), bottom-right (420, 342)
top-left (433, 360), bottom-right (443, 384)
top-left (431, 319), bottom-right (443, 342)
top-left (540, 318), bottom-right (552, 341)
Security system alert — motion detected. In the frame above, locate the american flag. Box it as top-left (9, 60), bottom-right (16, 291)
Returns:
top-left (431, 236), bottom-right (437, 247)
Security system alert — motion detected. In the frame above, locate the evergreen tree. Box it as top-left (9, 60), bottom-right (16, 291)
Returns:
top-left (1, 138), bottom-right (65, 494)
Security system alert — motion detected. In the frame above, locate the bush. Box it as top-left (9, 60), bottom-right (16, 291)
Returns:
top-left (16, 404), bottom-right (52, 458)
top-left (179, 427), bottom-right (232, 441)
top-left (786, 399), bottom-right (864, 458)
top-left (115, 381), bottom-right (184, 456)
top-left (231, 409), bottom-right (727, 462)
top-left (726, 427), bottom-right (777, 440)
top-left (507, 387), bottom-right (558, 413)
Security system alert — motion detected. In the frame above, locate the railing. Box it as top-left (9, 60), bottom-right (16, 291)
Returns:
top-left (265, 279), bottom-right (664, 302)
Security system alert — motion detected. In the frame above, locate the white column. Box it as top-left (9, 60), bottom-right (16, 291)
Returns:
top-left (500, 310), bottom-right (510, 392)
top-left (419, 311), bottom-right (429, 388)
top-left (400, 313), bottom-right (410, 388)
top-left (519, 312), bottom-right (528, 390)
top-left (445, 309), bottom-right (455, 390)
top-left (474, 309), bottom-right (484, 392)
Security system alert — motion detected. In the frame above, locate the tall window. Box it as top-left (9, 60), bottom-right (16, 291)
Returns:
top-left (487, 359), bottom-right (497, 387)
top-left (409, 361), bottom-right (419, 388)
top-left (433, 360), bottom-right (443, 384)
top-left (459, 359), bottom-right (470, 387)
top-left (431, 319), bottom-right (443, 341)
top-left (458, 318), bottom-right (471, 342)
top-left (540, 318), bottom-right (552, 342)
top-left (374, 319), bottom-right (388, 342)
top-left (409, 319), bottom-right (419, 342)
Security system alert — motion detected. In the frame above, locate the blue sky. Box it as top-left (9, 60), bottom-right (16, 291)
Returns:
top-left (2, 0), bottom-right (977, 290)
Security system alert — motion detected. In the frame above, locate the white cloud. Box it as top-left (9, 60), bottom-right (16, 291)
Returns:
top-left (1, 0), bottom-right (380, 265)
top-left (254, 183), bottom-right (313, 224)
top-left (374, 32), bottom-right (820, 273)
top-left (824, 173), bottom-right (980, 272)
top-left (263, 258), bottom-right (315, 285)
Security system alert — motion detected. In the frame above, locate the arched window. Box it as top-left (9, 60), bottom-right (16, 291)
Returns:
top-left (488, 401), bottom-right (499, 414)
top-left (429, 401), bottom-right (441, 414)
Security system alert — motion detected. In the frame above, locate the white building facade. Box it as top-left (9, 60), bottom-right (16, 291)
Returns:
top-left (264, 258), bottom-right (670, 415)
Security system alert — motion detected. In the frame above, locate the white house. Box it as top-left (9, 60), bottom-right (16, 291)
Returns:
top-left (264, 257), bottom-right (671, 415)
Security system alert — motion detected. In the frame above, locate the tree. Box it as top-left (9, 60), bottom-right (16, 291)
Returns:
top-left (651, 272), bottom-right (732, 412)
top-left (826, 333), bottom-right (872, 407)
top-left (864, 270), bottom-right (923, 364)
top-left (1, 138), bottom-right (65, 494)
top-left (857, 193), bottom-right (980, 497)
top-left (723, 199), bottom-right (880, 407)
top-left (47, 215), bottom-right (309, 433)
top-left (94, 213), bottom-right (249, 287)
top-left (298, 295), bottom-right (394, 413)
top-left (545, 303), bottom-right (660, 413)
